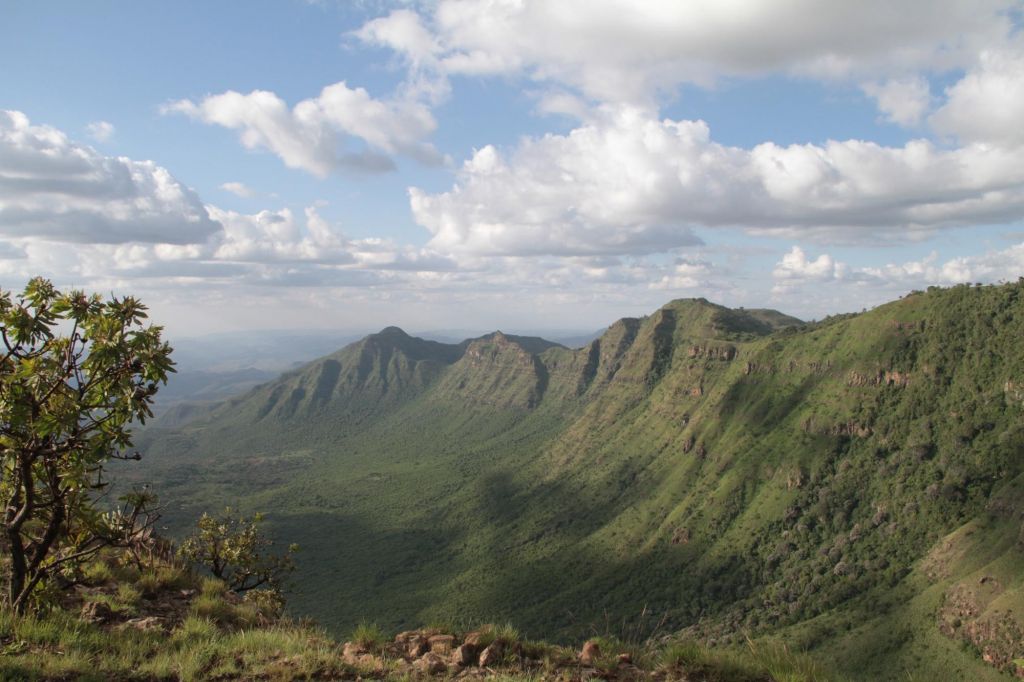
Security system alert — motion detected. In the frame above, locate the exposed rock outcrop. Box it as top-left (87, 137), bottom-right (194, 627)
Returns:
top-left (579, 640), bottom-right (601, 665)
top-left (847, 369), bottom-right (911, 387)
top-left (687, 344), bottom-right (737, 361)
top-left (671, 527), bottom-right (691, 545)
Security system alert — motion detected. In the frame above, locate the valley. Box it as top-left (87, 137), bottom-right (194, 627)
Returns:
top-left (127, 283), bottom-right (1024, 681)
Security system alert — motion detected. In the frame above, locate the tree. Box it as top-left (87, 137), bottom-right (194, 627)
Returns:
top-left (0, 278), bottom-right (173, 613)
top-left (179, 508), bottom-right (298, 594)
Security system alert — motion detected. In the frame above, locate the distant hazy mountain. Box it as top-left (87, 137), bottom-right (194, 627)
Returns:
top-left (130, 284), bottom-right (1024, 681)
top-left (157, 328), bottom-right (602, 419)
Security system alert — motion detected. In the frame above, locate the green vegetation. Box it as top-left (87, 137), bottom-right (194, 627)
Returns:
top-left (123, 282), bottom-right (1024, 680)
top-left (0, 549), bottom-right (839, 681)
top-left (178, 507), bottom-right (298, 595)
top-left (350, 620), bottom-right (385, 650)
top-left (0, 553), bottom-right (349, 681)
top-left (0, 278), bottom-right (173, 613)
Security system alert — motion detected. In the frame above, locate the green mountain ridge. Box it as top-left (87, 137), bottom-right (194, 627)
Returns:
top-left (128, 285), bottom-right (1024, 681)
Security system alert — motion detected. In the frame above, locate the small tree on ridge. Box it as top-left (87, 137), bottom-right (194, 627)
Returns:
top-left (0, 277), bottom-right (173, 613)
top-left (179, 508), bottom-right (298, 595)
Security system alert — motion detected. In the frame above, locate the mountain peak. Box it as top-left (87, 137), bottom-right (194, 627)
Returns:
top-left (469, 331), bottom-right (563, 356)
top-left (654, 298), bottom-right (801, 339)
top-left (374, 325), bottom-right (410, 338)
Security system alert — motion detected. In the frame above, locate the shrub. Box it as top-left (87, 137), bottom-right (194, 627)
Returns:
top-left (350, 621), bottom-right (385, 650)
top-left (179, 508), bottom-right (298, 596)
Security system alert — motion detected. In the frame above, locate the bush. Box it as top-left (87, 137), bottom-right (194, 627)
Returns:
top-left (179, 508), bottom-right (298, 596)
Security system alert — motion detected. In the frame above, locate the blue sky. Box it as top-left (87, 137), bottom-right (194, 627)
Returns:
top-left (2, 1), bottom-right (1024, 337)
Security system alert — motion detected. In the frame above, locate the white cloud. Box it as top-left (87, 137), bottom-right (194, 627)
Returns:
top-left (0, 112), bottom-right (467, 301)
top-left (931, 48), bottom-right (1024, 146)
top-left (354, 9), bottom-right (455, 106)
top-left (220, 181), bottom-right (256, 198)
top-left (86, 120), bottom-right (115, 142)
top-left (863, 243), bottom-right (1024, 286)
top-left (362, 0), bottom-right (1016, 105)
top-left (410, 106), bottom-right (1024, 257)
top-left (357, 9), bottom-right (440, 66)
top-left (0, 110), bottom-right (219, 244)
top-left (209, 205), bottom-right (353, 264)
top-left (165, 81), bottom-right (441, 177)
top-left (771, 246), bottom-right (846, 292)
top-left (534, 91), bottom-right (591, 120)
top-left (768, 241), bottom-right (1024, 312)
top-left (862, 76), bottom-right (932, 126)
top-left (651, 259), bottom-right (713, 290)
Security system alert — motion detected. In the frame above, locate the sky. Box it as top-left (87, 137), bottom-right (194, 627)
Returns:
top-left (2, 0), bottom-right (1024, 338)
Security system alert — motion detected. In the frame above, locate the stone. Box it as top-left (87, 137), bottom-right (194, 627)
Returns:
top-left (343, 641), bottom-right (365, 664)
top-left (579, 640), bottom-right (601, 666)
top-left (617, 652), bottom-right (632, 665)
top-left (404, 634), bottom-right (430, 657)
top-left (452, 643), bottom-right (477, 667)
top-left (80, 599), bottom-right (114, 624)
top-left (414, 652), bottom-right (448, 675)
top-left (121, 616), bottom-right (165, 632)
top-left (462, 630), bottom-right (486, 647)
top-left (478, 642), bottom-right (504, 668)
top-left (429, 634), bottom-right (455, 655)
top-left (357, 653), bottom-right (382, 672)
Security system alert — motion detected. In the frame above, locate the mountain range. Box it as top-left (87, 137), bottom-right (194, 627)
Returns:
top-left (127, 282), bottom-right (1024, 681)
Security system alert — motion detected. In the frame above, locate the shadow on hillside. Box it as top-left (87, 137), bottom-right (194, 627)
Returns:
top-left (447, 469), bottom-right (761, 641)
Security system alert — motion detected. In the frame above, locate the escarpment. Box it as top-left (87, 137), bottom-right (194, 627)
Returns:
top-left (133, 283), bottom-right (1024, 682)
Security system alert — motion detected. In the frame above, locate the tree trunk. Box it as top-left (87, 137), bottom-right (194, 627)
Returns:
top-left (5, 528), bottom-right (27, 614)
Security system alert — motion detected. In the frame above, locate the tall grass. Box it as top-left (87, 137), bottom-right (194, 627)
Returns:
top-left (350, 620), bottom-right (385, 649)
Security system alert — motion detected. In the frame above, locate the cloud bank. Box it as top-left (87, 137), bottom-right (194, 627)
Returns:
top-left (0, 110), bottom-right (219, 245)
top-left (410, 105), bottom-right (1024, 256)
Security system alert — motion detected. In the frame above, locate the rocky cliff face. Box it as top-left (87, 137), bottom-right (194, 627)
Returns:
top-left (436, 332), bottom-right (553, 409)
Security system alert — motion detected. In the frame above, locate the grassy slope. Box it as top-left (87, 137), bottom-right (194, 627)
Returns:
top-left (126, 283), bottom-right (1024, 680)
top-left (0, 553), bottom-right (838, 682)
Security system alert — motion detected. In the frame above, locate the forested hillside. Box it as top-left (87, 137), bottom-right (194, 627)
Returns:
top-left (130, 282), bottom-right (1024, 681)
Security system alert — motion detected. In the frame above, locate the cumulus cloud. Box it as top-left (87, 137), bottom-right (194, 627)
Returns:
top-left (0, 202), bottom-right (459, 297)
top-left (0, 111), bottom-right (466, 301)
top-left (165, 81), bottom-right (442, 177)
top-left (0, 110), bottom-right (219, 244)
top-left (863, 243), bottom-right (1024, 286)
top-left (360, 0), bottom-right (1015, 104)
top-left (651, 259), bottom-right (713, 290)
top-left (769, 241), bottom-right (1024, 308)
top-left (357, 9), bottom-right (440, 67)
top-left (209, 205), bottom-right (354, 264)
top-left (86, 120), bottom-right (115, 142)
top-left (862, 77), bottom-right (932, 126)
top-left (771, 246), bottom-right (847, 292)
top-left (220, 181), bottom-right (256, 198)
top-left (931, 48), bottom-right (1024, 146)
top-left (410, 106), bottom-right (1024, 257)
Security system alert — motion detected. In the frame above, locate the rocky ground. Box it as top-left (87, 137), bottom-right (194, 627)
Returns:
top-left (340, 629), bottom-right (680, 681)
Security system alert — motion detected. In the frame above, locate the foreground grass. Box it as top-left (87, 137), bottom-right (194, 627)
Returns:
top-left (0, 609), bottom-right (349, 681)
top-left (0, 607), bottom-right (839, 681)
top-left (0, 566), bottom-right (348, 681)
top-left (0, 555), bottom-right (839, 682)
